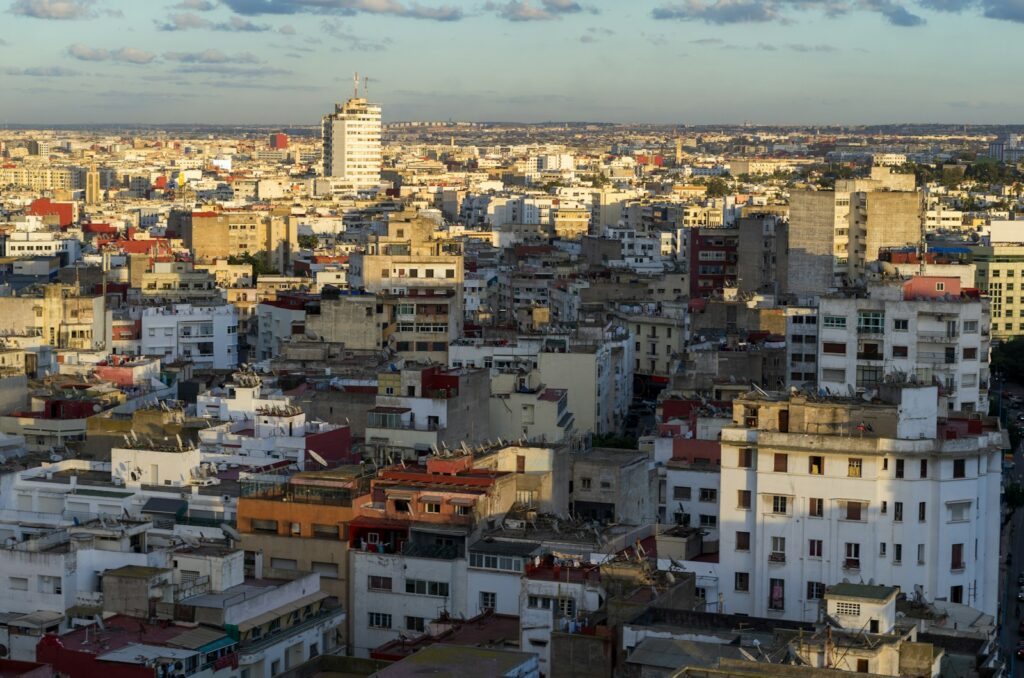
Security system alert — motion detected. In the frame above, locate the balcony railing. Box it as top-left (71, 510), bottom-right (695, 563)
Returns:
top-left (843, 558), bottom-right (860, 571)
top-left (768, 552), bottom-right (786, 563)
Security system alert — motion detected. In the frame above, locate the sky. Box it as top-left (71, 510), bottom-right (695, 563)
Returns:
top-left (1, 0), bottom-right (1024, 126)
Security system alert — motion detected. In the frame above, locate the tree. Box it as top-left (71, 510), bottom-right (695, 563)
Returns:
top-left (228, 252), bottom-right (278, 280)
top-left (297, 234), bottom-right (318, 250)
top-left (991, 339), bottom-right (1024, 384)
top-left (704, 177), bottom-right (730, 197)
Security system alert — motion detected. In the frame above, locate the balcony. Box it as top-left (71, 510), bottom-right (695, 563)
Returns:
top-left (918, 351), bottom-right (956, 365)
top-left (917, 330), bottom-right (959, 342)
top-left (856, 351), bottom-right (884, 361)
top-left (768, 552), bottom-right (786, 564)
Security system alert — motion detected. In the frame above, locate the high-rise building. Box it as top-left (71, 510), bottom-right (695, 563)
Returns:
top-left (268, 132), bottom-right (289, 149)
top-left (788, 167), bottom-right (920, 294)
top-left (321, 95), bottom-right (381, 190)
top-left (84, 165), bottom-right (100, 205)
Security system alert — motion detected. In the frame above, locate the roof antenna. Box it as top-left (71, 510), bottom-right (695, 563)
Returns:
top-left (364, 75), bottom-right (369, 98)
top-left (353, 72), bottom-right (359, 99)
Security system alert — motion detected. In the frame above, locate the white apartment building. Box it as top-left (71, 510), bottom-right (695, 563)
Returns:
top-left (817, 276), bottom-right (989, 413)
top-left (322, 96), bottom-right (382, 190)
top-left (716, 385), bottom-right (1002, 623)
top-left (5, 217), bottom-right (82, 263)
top-left (141, 303), bottom-right (239, 370)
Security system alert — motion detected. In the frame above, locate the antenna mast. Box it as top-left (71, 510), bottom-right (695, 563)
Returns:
top-left (353, 72), bottom-right (360, 99)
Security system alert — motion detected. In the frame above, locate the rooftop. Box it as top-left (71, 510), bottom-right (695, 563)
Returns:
top-left (825, 583), bottom-right (900, 602)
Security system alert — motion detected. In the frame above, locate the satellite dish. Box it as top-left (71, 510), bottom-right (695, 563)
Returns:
top-left (308, 450), bottom-right (328, 467)
top-left (220, 523), bottom-right (241, 541)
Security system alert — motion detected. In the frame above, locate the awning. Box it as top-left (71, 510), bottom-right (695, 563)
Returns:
top-left (169, 626), bottom-right (233, 651)
top-left (419, 495), bottom-right (444, 503)
top-left (142, 497), bottom-right (188, 517)
top-left (448, 497), bottom-right (477, 506)
top-left (236, 591), bottom-right (328, 633)
top-left (387, 490), bottom-right (415, 500)
top-left (8, 611), bottom-right (64, 629)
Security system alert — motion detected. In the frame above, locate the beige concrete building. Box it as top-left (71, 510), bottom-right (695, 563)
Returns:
top-left (139, 261), bottom-right (220, 305)
top-left (788, 168), bottom-right (921, 294)
top-left (0, 284), bottom-right (105, 350)
top-left (183, 209), bottom-right (298, 273)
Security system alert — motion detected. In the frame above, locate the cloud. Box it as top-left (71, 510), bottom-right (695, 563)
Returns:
top-left (67, 44), bottom-right (158, 63)
top-left (0, 38), bottom-right (7, 45)
top-left (981, 0), bottom-right (1024, 22)
top-left (9, 0), bottom-right (95, 19)
top-left (690, 36), bottom-right (724, 43)
top-left (163, 49), bottom-right (261, 63)
top-left (5, 66), bottom-right (82, 76)
top-left (213, 14), bottom-right (271, 29)
top-left (155, 11), bottom-right (210, 29)
top-left (177, 64), bottom-right (291, 76)
top-left (489, 0), bottom-right (589, 20)
top-left (172, 0), bottom-right (217, 9)
top-left (277, 22), bottom-right (296, 32)
top-left (652, 1), bottom-right (781, 23)
top-left (651, 0), bottom-right (924, 26)
top-left (579, 25), bottom-right (612, 42)
top-left (323, 19), bottom-right (392, 50)
top-left (221, 0), bottom-right (463, 20)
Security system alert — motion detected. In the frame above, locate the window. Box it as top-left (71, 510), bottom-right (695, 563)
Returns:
top-left (699, 514), bottom-right (717, 528)
top-left (858, 311), bottom-right (885, 333)
top-left (771, 536), bottom-right (786, 560)
top-left (312, 523), bottom-right (339, 539)
top-left (844, 543), bottom-right (861, 569)
top-left (808, 456), bottom-right (824, 475)
top-left (951, 543), bottom-right (965, 570)
top-left (737, 448), bottom-right (753, 468)
top-left (964, 320), bottom-right (979, 333)
top-left (270, 558), bottom-right (297, 570)
top-left (823, 315), bottom-right (847, 328)
top-left (823, 342), bottom-right (847, 355)
top-left (809, 539), bottom-right (823, 558)
top-left (368, 612), bottom-right (392, 629)
top-left (737, 490), bottom-right (751, 509)
top-left (480, 591), bottom-right (497, 611)
top-left (423, 502), bottom-right (441, 514)
top-left (879, 542), bottom-right (887, 557)
top-left (311, 562), bottom-right (338, 578)
top-left (9, 577), bottom-right (27, 591)
top-left (368, 576), bottom-right (392, 591)
top-left (918, 502), bottom-right (926, 522)
top-left (768, 578), bottom-right (785, 610)
top-left (918, 544), bottom-right (926, 564)
top-left (251, 519), bottom-right (278, 534)
top-left (835, 602), bottom-right (861, 617)
top-left (735, 572), bottom-right (749, 592)
top-left (772, 495), bottom-right (788, 514)
top-left (528, 596), bottom-right (553, 609)
top-left (895, 459), bottom-right (904, 478)
top-left (809, 497), bottom-right (824, 517)
top-left (844, 501), bottom-right (864, 521)
top-left (581, 477), bottom-right (592, 490)
top-left (949, 501), bottom-right (970, 522)
top-left (892, 345), bottom-right (908, 357)
top-left (847, 458), bottom-right (862, 478)
top-left (920, 459), bottom-right (928, 478)
top-left (963, 347), bottom-right (977, 360)
top-left (773, 453), bottom-right (788, 472)
top-left (673, 486), bottom-right (691, 500)
top-left (736, 531), bottom-right (750, 551)
top-left (406, 579), bottom-right (450, 597)
top-left (953, 459), bottom-right (966, 478)
top-left (557, 597), bottom-right (576, 618)
top-left (894, 502), bottom-right (903, 522)
top-left (699, 488), bottom-right (717, 502)
top-left (406, 616), bottom-right (425, 633)
top-left (807, 581), bottom-right (826, 600)
top-left (894, 318), bottom-right (909, 331)
top-left (892, 543), bottom-right (903, 564)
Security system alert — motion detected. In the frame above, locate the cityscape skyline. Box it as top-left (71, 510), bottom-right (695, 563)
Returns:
top-left (3, 0), bottom-right (1024, 125)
